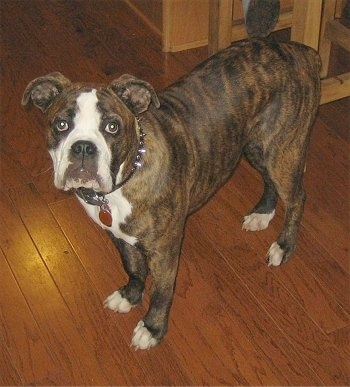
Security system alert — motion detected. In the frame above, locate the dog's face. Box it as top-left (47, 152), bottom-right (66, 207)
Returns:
top-left (22, 72), bottom-right (159, 193)
top-left (45, 86), bottom-right (131, 193)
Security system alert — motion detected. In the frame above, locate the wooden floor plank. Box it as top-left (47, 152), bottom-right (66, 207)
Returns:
top-left (0, 186), bottom-right (110, 385)
top-left (33, 169), bottom-right (73, 205)
top-left (0, 340), bottom-right (23, 386)
top-left (328, 325), bottom-right (350, 359)
top-left (176, 222), bottom-right (323, 385)
top-left (0, 152), bottom-right (32, 189)
top-left (193, 187), bottom-right (349, 385)
top-left (0, 249), bottom-right (58, 384)
top-left (225, 161), bottom-right (350, 331)
top-left (303, 121), bottom-right (350, 273)
top-left (267, 237), bottom-right (350, 334)
top-left (319, 98), bottom-right (350, 142)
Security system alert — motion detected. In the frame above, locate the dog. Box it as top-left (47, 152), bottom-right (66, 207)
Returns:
top-left (22, 39), bottom-right (320, 350)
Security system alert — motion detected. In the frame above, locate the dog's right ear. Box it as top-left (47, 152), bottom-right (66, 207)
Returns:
top-left (109, 74), bottom-right (160, 114)
top-left (22, 72), bottom-right (71, 112)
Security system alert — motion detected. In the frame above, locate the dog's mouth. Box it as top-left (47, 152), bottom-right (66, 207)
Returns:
top-left (60, 163), bottom-right (111, 192)
top-left (64, 170), bottom-right (102, 191)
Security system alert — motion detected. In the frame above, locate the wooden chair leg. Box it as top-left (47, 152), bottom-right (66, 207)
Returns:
top-left (208, 0), bottom-right (233, 55)
top-left (319, 0), bottom-right (350, 104)
top-left (319, 0), bottom-right (337, 78)
top-left (290, 0), bottom-right (322, 50)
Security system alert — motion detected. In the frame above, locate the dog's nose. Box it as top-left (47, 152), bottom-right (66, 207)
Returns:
top-left (71, 141), bottom-right (97, 157)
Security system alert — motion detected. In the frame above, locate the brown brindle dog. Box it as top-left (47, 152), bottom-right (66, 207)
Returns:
top-left (22, 39), bottom-right (320, 349)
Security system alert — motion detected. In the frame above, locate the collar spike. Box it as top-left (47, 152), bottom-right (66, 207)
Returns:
top-left (110, 116), bottom-right (146, 190)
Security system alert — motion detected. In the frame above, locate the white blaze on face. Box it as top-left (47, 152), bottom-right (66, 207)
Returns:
top-left (49, 89), bottom-right (113, 192)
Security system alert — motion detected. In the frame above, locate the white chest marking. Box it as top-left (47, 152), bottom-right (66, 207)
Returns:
top-left (77, 188), bottom-right (137, 246)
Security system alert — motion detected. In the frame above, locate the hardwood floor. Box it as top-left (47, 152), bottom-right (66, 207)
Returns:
top-left (0, 1), bottom-right (349, 385)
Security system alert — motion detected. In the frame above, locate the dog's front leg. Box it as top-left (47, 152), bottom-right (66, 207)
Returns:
top-left (104, 236), bottom-right (148, 313)
top-left (131, 239), bottom-right (182, 350)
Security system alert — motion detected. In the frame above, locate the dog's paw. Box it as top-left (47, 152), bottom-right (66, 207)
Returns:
top-left (266, 241), bottom-right (284, 266)
top-left (242, 210), bottom-right (275, 231)
top-left (104, 291), bottom-right (132, 313)
top-left (131, 321), bottom-right (158, 350)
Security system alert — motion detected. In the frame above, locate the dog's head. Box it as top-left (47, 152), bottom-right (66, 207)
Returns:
top-left (22, 72), bottom-right (160, 193)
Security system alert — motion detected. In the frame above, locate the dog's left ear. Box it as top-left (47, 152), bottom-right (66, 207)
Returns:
top-left (110, 74), bottom-right (160, 114)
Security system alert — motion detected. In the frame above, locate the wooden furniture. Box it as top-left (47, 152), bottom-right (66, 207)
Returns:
top-left (318, 0), bottom-right (350, 103)
top-left (126, 0), bottom-right (210, 52)
top-left (126, 0), bottom-right (292, 52)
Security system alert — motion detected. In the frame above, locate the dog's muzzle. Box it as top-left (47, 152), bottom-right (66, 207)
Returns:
top-left (60, 140), bottom-right (104, 191)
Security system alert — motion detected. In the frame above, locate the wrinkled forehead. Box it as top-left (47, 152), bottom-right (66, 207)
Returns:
top-left (75, 90), bottom-right (101, 130)
top-left (47, 86), bottom-right (130, 122)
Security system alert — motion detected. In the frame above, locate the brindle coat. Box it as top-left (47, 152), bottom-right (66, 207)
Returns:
top-left (22, 39), bottom-right (321, 348)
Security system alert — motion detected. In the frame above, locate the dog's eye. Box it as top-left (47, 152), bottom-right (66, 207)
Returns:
top-left (55, 119), bottom-right (69, 132)
top-left (105, 121), bottom-right (119, 134)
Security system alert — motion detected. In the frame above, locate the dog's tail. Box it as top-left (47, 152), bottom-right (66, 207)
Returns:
top-left (243, 0), bottom-right (280, 38)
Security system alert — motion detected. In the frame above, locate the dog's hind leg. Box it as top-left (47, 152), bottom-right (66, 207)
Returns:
top-left (265, 146), bottom-right (307, 267)
top-left (242, 142), bottom-right (278, 231)
top-left (104, 236), bottom-right (148, 313)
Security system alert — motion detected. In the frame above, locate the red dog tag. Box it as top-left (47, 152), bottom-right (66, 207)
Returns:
top-left (99, 203), bottom-right (113, 227)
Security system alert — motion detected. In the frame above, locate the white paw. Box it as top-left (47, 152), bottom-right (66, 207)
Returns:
top-left (267, 242), bottom-right (284, 266)
top-left (242, 210), bottom-right (275, 231)
top-left (103, 291), bottom-right (132, 313)
top-left (131, 321), bottom-right (158, 350)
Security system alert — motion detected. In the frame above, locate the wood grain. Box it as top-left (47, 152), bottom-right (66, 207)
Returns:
top-left (0, 249), bottom-right (56, 384)
top-left (290, 0), bottom-right (322, 50)
top-left (0, 186), bottom-right (110, 385)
